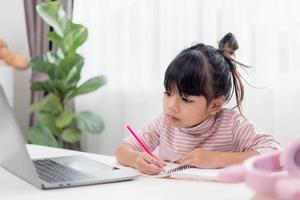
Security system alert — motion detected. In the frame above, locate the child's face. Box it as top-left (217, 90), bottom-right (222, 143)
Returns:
top-left (163, 91), bottom-right (212, 128)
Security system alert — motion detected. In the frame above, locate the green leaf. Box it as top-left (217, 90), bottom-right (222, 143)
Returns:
top-left (62, 24), bottom-right (88, 55)
top-left (29, 57), bottom-right (57, 79)
top-left (55, 110), bottom-right (73, 128)
top-left (31, 81), bottom-right (51, 92)
top-left (57, 48), bottom-right (65, 59)
top-left (75, 111), bottom-right (104, 134)
top-left (61, 128), bottom-right (81, 143)
top-left (65, 66), bottom-right (78, 84)
top-left (59, 54), bottom-right (84, 79)
top-left (69, 76), bottom-right (106, 99)
top-left (36, 1), bottom-right (68, 37)
top-left (36, 112), bottom-right (62, 137)
top-left (67, 65), bottom-right (83, 86)
top-left (48, 80), bottom-right (69, 96)
top-left (28, 125), bottom-right (59, 147)
top-left (48, 32), bottom-right (63, 47)
top-left (31, 94), bottom-right (63, 114)
top-left (46, 52), bottom-right (62, 66)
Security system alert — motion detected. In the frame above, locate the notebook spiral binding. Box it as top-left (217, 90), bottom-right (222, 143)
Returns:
top-left (167, 165), bottom-right (196, 175)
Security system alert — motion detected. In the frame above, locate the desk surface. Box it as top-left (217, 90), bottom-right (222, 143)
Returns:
top-left (0, 144), bottom-right (266, 200)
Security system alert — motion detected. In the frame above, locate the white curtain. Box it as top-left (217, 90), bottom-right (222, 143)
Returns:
top-left (73, 0), bottom-right (300, 155)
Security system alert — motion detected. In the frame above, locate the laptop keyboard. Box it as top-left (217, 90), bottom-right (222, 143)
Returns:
top-left (33, 159), bottom-right (96, 183)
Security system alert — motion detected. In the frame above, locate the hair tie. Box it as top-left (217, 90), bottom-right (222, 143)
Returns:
top-left (218, 48), bottom-right (233, 59)
top-left (218, 48), bottom-right (250, 69)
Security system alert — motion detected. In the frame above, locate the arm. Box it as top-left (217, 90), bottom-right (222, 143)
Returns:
top-left (116, 143), bottom-right (165, 174)
top-left (181, 112), bottom-right (280, 169)
top-left (232, 115), bottom-right (281, 155)
top-left (116, 143), bottom-right (141, 168)
top-left (180, 148), bottom-right (258, 168)
top-left (218, 150), bottom-right (258, 166)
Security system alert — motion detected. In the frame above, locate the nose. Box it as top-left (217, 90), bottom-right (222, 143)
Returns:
top-left (167, 97), bottom-right (179, 113)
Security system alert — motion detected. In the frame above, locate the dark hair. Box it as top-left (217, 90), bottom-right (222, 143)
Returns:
top-left (164, 33), bottom-right (248, 115)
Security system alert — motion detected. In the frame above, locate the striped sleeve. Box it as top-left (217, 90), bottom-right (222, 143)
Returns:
top-left (122, 115), bottom-right (163, 152)
top-left (232, 114), bottom-right (281, 154)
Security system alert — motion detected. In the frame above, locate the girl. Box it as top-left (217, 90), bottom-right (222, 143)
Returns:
top-left (116, 33), bottom-right (281, 175)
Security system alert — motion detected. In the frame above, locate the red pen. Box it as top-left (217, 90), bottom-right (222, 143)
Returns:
top-left (126, 125), bottom-right (159, 160)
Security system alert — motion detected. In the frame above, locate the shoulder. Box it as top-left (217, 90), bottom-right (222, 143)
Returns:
top-left (217, 108), bottom-right (258, 132)
top-left (216, 108), bottom-right (240, 122)
top-left (215, 108), bottom-right (249, 127)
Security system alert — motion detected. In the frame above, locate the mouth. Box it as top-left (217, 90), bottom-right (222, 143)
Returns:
top-left (166, 114), bottom-right (180, 122)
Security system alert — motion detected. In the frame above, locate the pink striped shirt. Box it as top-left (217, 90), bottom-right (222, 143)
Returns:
top-left (123, 108), bottom-right (281, 162)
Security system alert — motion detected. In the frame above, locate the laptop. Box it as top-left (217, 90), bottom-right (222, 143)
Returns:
top-left (0, 85), bottom-right (138, 189)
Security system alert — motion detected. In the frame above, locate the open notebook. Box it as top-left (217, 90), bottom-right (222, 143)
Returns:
top-left (114, 162), bottom-right (220, 181)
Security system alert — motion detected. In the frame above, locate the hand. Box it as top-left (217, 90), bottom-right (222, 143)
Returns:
top-left (180, 148), bottom-right (224, 169)
top-left (135, 152), bottom-right (166, 175)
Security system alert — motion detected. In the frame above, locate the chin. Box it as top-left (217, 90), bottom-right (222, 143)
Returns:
top-left (169, 122), bottom-right (186, 128)
top-left (175, 121), bottom-right (202, 128)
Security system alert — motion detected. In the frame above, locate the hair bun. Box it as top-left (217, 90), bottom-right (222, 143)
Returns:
top-left (218, 33), bottom-right (239, 56)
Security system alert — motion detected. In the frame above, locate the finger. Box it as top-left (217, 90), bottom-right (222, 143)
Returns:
top-left (151, 156), bottom-right (166, 168)
top-left (156, 156), bottom-right (167, 167)
top-left (180, 158), bottom-right (195, 166)
top-left (145, 163), bottom-right (163, 175)
top-left (137, 160), bottom-right (151, 174)
top-left (139, 159), bottom-right (163, 175)
top-left (144, 155), bottom-right (164, 168)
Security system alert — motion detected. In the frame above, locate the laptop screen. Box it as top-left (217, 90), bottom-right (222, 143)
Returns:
top-left (0, 85), bottom-right (42, 188)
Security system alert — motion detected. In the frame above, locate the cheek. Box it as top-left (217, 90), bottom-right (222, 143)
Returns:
top-left (183, 105), bottom-right (208, 122)
top-left (162, 97), bottom-right (167, 111)
top-left (186, 109), bottom-right (203, 120)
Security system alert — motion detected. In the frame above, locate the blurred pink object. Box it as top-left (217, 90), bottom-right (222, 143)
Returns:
top-left (219, 138), bottom-right (300, 200)
top-left (218, 163), bottom-right (245, 183)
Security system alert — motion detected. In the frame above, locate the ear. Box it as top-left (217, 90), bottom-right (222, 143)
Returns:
top-left (208, 96), bottom-right (225, 115)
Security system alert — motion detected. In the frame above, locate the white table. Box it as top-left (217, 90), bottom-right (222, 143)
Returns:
top-left (0, 144), bottom-right (272, 200)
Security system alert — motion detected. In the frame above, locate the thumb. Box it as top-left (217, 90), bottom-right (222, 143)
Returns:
top-left (157, 156), bottom-right (166, 166)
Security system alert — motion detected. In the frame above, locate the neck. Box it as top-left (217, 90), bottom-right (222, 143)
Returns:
top-left (187, 114), bottom-right (213, 128)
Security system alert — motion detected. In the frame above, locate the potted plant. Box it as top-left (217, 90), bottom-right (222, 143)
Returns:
top-left (29, 1), bottom-right (106, 150)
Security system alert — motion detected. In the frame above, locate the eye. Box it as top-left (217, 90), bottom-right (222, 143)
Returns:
top-left (181, 97), bottom-right (193, 103)
top-left (164, 91), bottom-right (171, 96)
